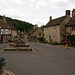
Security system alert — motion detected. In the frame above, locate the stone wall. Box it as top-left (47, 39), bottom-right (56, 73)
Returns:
top-left (3, 35), bottom-right (11, 42)
top-left (44, 26), bottom-right (60, 43)
top-left (66, 27), bottom-right (75, 35)
top-left (11, 30), bottom-right (17, 40)
top-left (33, 28), bottom-right (43, 38)
top-left (60, 16), bottom-right (71, 41)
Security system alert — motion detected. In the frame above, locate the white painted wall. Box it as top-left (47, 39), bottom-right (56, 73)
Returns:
top-left (1, 29), bottom-right (11, 35)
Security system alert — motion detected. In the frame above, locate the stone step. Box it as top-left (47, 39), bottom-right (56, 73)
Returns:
top-left (4, 47), bottom-right (32, 51)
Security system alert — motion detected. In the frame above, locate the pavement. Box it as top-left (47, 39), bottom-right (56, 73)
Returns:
top-left (0, 43), bottom-right (9, 50)
top-left (0, 42), bottom-right (75, 75)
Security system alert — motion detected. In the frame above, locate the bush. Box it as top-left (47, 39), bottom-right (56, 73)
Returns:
top-left (0, 40), bottom-right (2, 44)
top-left (50, 41), bottom-right (60, 45)
top-left (40, 41), bottom-right (48, 44)
top-left (38, 37), bottom-right (48, 44)
top-left (19, 34), bottom-right (22, 38)
top-left (13, 36), bottom-right (18, 41)
top-left (69, 35), bottom-right (75, 46)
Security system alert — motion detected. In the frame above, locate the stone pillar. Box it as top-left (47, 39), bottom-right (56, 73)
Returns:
top-left (72, 9), bottom-right (75, 17)
top-left (66, 10), bottom-right (70, 16)
top-left (50, 16), bottom-right (52, 21)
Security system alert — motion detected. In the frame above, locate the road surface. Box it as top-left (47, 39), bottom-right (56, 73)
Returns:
top-left (0, 42), bottom-right (75, 75)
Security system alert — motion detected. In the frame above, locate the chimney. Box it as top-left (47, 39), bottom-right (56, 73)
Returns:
top-left (50, 16), bottom-right (52, 21)
top-left (72, 9), bottom-right (75, 17)
top-left (2, 15), bottom-right (6, 23)
top-left (66, 10), bottom-right (70, 16)
top-left (34, 24), bottom-right (38, 29)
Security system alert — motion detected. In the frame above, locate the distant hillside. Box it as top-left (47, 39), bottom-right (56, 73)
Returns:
top-left (0, 15), bottom-right (34, 32)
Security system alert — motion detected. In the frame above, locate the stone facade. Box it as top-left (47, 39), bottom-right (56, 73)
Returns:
top-left (11, 30), bottom-right (17, 40)
top-left (33, 28), bottom-right (44, 38)
top-left (0, 27), bottom-right (1, 41)
top-left (66, 26), bottom-right (75, 35)
top-left (44, 9), bottom-right (75, 43)
top-left (28, 25), bottom-right (43, 41)
top-left (0, 15), bottom-right (17, 42)
top-left (44, 26), bottom-right (60, 43)
top-left (2, 35), bottom-right (11, 42)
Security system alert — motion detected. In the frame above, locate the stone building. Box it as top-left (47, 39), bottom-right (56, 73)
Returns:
top-left (44, 9), bottom-right (75, 43)
top-left (17, 30), bottom-right (28, 39)
top-left (66, 9), bottom-right (75, 36)
top-left (0, 15), bottom-right (17, 42)
top-left (28, 25), bottom-right (44, 41)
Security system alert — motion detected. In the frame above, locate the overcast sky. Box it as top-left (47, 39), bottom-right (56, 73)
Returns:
top-left (0, 0), bottom-right (75, 27)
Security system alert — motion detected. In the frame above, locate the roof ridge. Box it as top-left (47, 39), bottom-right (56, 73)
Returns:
top-left (51, 16), bottom-right (66, 21)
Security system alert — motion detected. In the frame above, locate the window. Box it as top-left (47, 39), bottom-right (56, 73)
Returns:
top-left (46, 28), bottom-right (48, 32)
top-left (72, 26), bottom-right (75, 30)
top-left (53, 26), bottom-right (56, 30)
top-left (39, 33), bottom-right (41, 36)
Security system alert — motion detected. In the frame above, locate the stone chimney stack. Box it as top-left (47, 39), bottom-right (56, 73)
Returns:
top-left (2, 15), bottom-right (6, 23)
top-left (72, 9), bottom-right (75, 17)
top-left (66, 10), bottom-right (70, 16)
top-left (50, 16), bottom-right (52, 21)
top-left (34, 24), bottom-right (38, 29)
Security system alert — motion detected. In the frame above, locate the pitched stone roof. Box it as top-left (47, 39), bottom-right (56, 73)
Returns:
top-left (66, 16), bottom-right (75, 26)
top-left (44, 16), bottom-right (67, 28)
top-left (32, 27), bottom-right (38, 34)
top-left (0, 16), bottom-right (16, 30)
top-left (0, 19), bottom-right (11, 29)
top-left (7, 21), bottom-right (16, 30)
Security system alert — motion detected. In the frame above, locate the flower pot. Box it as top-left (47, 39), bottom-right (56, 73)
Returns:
top-left (0, 67), bottom-right (6, 75)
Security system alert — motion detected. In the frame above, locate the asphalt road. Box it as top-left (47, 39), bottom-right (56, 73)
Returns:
top-left (0, 43), bottom-right (9, 50)
top-left (0, 42), bottom-right (75, 75)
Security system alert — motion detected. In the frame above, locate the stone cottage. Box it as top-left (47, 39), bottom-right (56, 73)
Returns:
top-left (28, 25), bottom-right (44, 41)
top-left (0, 15), bottom-right (17, 42)
top-left (44, 9), bottom-right (75, 43)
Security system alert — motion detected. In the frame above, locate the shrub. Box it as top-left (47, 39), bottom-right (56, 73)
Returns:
top-left (69, 35), bottom-right (75, 46)
top-left (50, 41), bottom-right (60, 45)
top-left (0, 40), bottom-right (2, 44)
top-left (38, 37), bottom-right (48, 44)
top-left (19, 34), bottom-right (22, 38)
top-left (13, 35), bottom-right (18, 41)
top-left (40, 41), bottom-right (48, 44)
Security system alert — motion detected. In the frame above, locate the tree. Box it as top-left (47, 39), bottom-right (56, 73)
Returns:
top-left (69, 35), bottom-right (75, 46)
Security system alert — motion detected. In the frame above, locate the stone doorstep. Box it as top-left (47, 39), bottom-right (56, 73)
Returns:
top-left (16, 47), bottom-right (32, 51)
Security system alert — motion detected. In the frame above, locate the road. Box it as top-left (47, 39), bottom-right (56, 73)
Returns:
top-left (0, 42), bottom-right (75, 75)
top-left (0, 43), bottom-right (9, 50)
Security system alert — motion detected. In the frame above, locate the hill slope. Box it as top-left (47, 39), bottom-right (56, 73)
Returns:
top-left (0, 15), bottom-right (34, 32)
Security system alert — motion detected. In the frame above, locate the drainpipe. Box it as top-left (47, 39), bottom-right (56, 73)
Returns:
top-left (70, 26), bottom-right (71, 35)
top-left (0, 26), bottom-right (1, 41)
